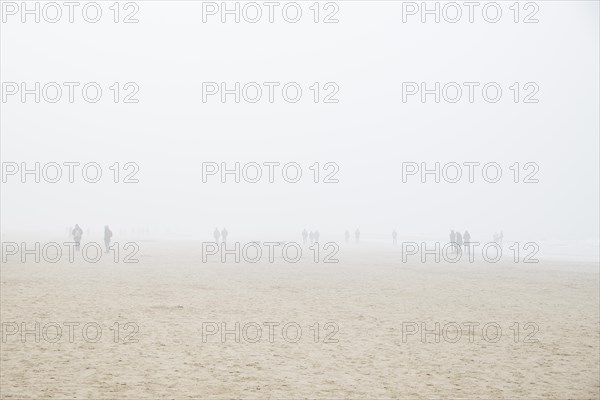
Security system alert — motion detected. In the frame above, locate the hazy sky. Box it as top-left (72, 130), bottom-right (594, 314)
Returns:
top-left (1, 1), bottom-right (598, 242)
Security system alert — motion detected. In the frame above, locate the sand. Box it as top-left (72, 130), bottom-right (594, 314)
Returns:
top-left (1, 242), bottom-right (599, 399)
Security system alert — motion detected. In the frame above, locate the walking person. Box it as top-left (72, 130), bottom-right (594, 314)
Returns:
top-left (104, 225), bottom-right (113, 253)
top-left (463, 230), bottom-right (471, 256)
top-left (455, 231), bottom-right (463, 256)
top-left (221, 228), bottom-right (228, 244)
top-left (72, 224), bottom-right (83, 251)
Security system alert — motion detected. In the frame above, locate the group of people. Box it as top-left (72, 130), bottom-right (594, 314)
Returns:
top-left (213, 228), bottom-right (229, 243)
top-left (300, 229), bottom-right (362, 244)
top-left (302, 229), bottom-right (320, 244)
top-left (69, 224), bottom-right (113, 253)
top-left (449, 230), bottom-right (472, 254)
top-left (343, 229), bottom-right (361, 243)
top-left (64, 226), bottom-right (501, 255)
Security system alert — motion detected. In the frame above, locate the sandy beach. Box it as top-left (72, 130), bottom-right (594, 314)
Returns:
top-left (1, 242), bottom-right (598, 399)
top-left (2, 0), bottom-right (599, 398)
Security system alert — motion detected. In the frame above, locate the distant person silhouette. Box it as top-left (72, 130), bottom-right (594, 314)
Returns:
top-left (450, 230), bottom-right (456, 253)
top-left (345, 230), bottom-right (350, 244)
top-left (213, 228), bottom-right (220, 243)
top-left (302, 229), bottom-right (308, 245)
top-left (221, 228), bottom-right (228, 244)
top-left (355, 229), bottom-right (360, 243)
top-left (314, 230), bottom-right (320, 243)
top-left (72, 224), bottom-right (83, 251)
top-left (104, 225), bottom-right (113, 253)
top-left (309, 231), bottom-right (314, 245)
top-left (493, 232), bottom-right (499, 244)
top-left (499, 231), bottom-right (504, 247)
top-left (455, 231), bottom-right (463, 255)
top-left (464, 230), bottom-right (471, 256)
top-left (392, 230), bottom-right (397, 245)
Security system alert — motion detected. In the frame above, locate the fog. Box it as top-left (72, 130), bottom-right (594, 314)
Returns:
top-left (1, 1), bottom-right (598, 243)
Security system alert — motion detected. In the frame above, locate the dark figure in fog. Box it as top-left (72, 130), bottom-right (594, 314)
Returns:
top-left (213, 228), bottom-right (220, 243)
top-left (463, 230), bottom-right (471, 256)
top-left (302, 229), bottom-right (308, 245)
top-left (355, 229), bottom-right (360, 244)
top-left (72, 224), bottom-right (83, 251)
top-left (104, 225), bottom-right (113, 253)
top-left (314, 230), bottom-right (320, 243)
top-left (499, 231), bottom-right (504, 247)
top-left (392, 230), bottom-right (398, 245)
top-left (221, 228), bottom-right (228, 244)
top-left (455, 231), bottom-right (463, 255)
top-left (345, 230), bottom-right (350, 244)
top-left (450, 230), bottom-right (456, 253)
top-left (493, 232), bottom-right (499, 244)
top-left (309, 231), bottom-right (314, 245)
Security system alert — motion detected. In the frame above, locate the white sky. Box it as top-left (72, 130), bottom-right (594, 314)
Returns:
top-left (1, 1), bottom-right (598, 242)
